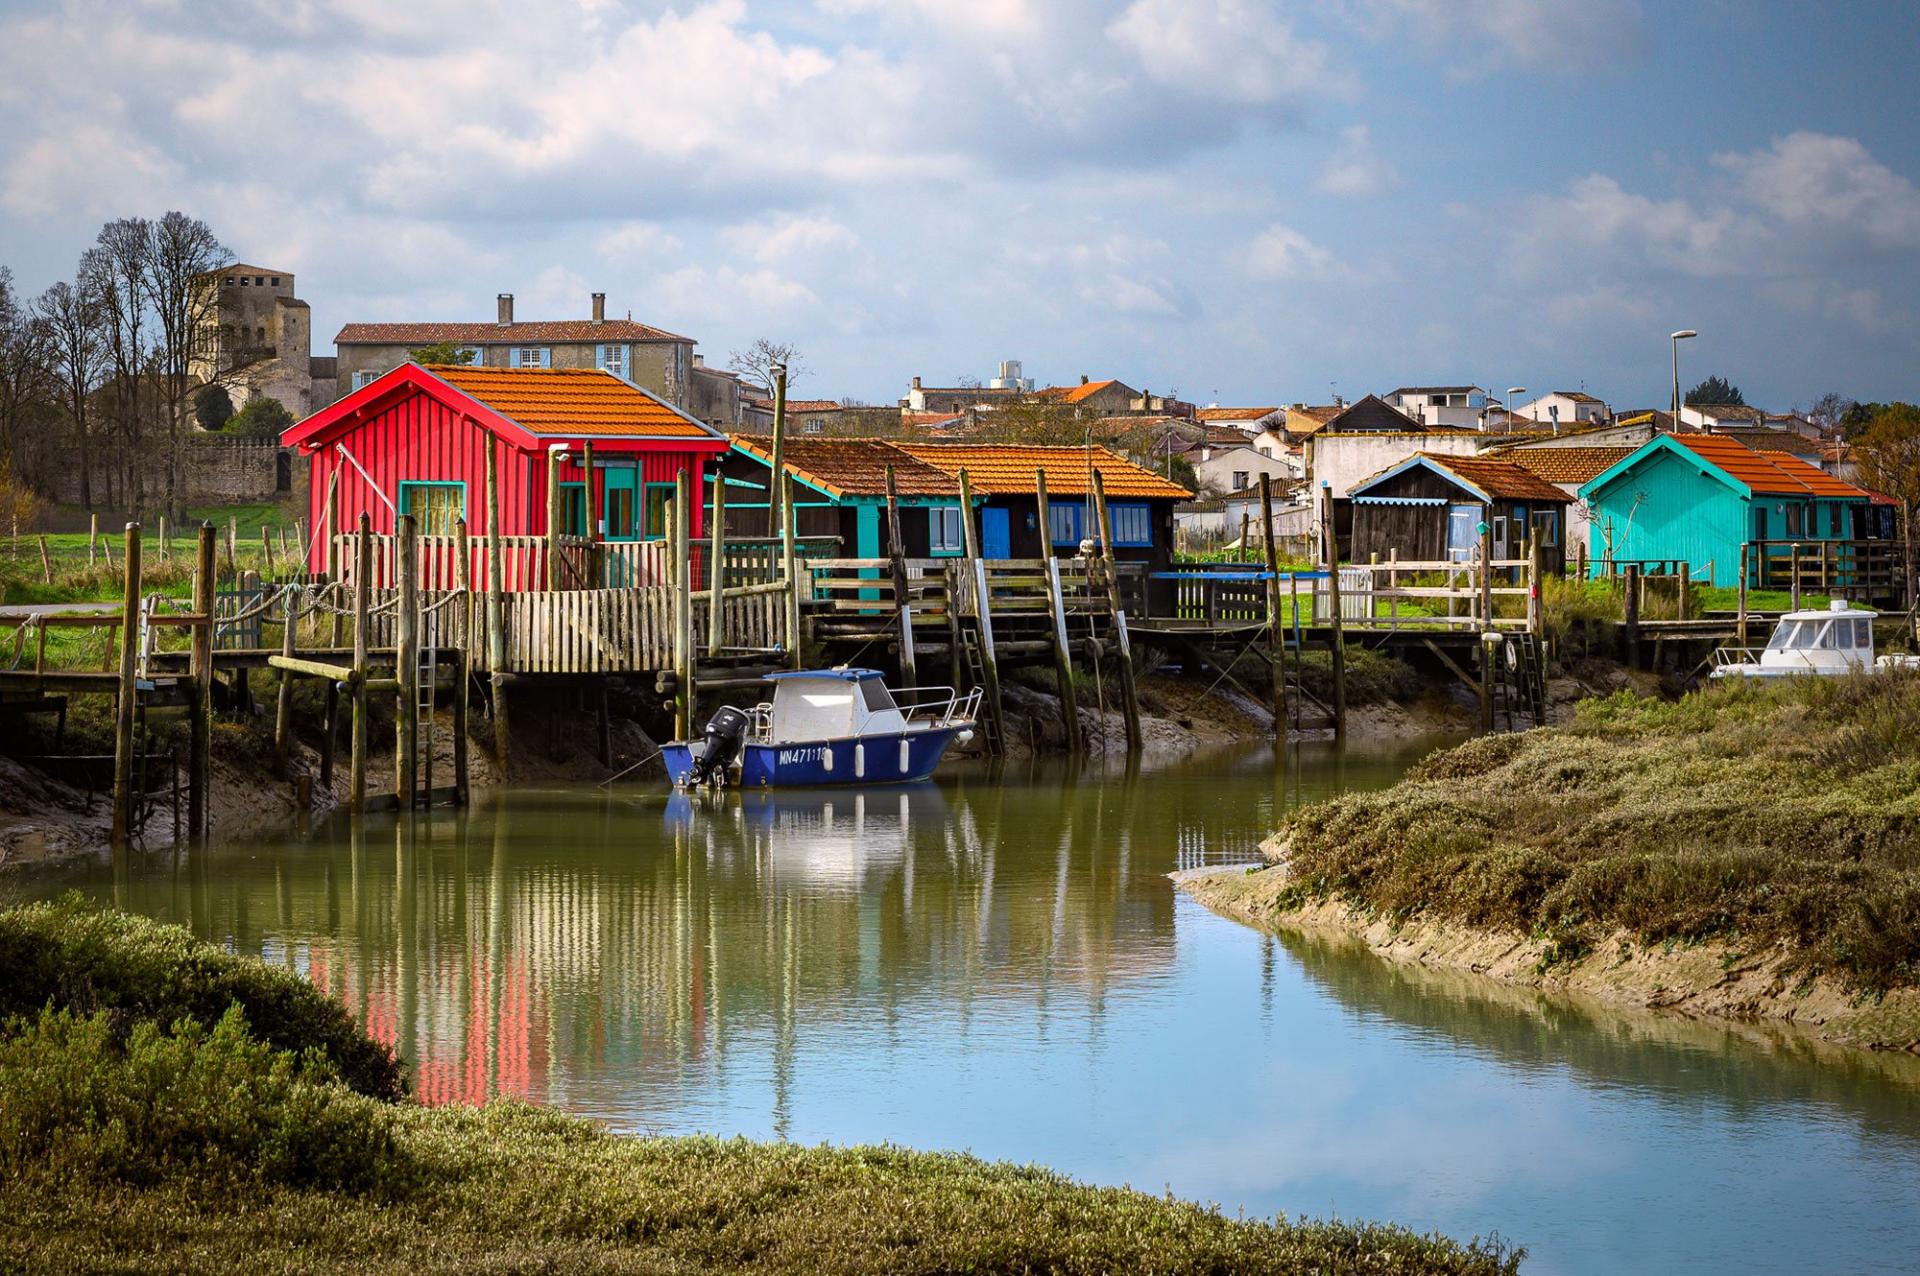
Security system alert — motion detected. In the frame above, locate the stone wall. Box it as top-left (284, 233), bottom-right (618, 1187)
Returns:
top-left (45, 436), bottom-right (309, 508)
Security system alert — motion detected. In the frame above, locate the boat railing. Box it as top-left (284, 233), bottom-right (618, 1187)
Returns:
top-left (893, 685), bottom-right (983, 728)
top-left (1710, 646), bottom-right (1764, 669)
top-left (746, 702), bottom-right (775, 743)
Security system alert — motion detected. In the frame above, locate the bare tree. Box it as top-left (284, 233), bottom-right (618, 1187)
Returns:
top-left (142, 211), bottom-right (231, 520)
top-left (0, 268), bottom-right (55, 487)
top-left (33, 277), bottom-right (106, 510)
top-left (1852, 403), bottom-right (1920, 590)
top-left (1804, 392), bottom-right (1855, 441)
top-left (727, 339), bottom-right (810, 395)
top-left (84, 221), bottom-right (152, 517)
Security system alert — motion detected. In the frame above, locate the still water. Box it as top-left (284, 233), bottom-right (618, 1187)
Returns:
top-left (32, 743), bottom-right (1920, 1275)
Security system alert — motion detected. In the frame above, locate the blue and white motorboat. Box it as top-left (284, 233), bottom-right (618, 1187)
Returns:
top-left (663, 668), bottom-right (980, 789)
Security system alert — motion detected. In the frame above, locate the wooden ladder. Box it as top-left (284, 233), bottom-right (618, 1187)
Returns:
top-left (1491, 633), bottom-right (1548, 731)
top-left (957, 617), bottom-right (1004, 756)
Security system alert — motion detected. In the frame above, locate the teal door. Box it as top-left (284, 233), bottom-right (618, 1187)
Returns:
top-left (982, 507), bottom-right (1011, 559)
top-left (603, 466), bottom-right (639, 541)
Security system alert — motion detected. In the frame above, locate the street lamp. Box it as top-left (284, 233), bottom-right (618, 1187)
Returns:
top-left (1504, 387), bottom-right (1527, 434)
top-left (1669, 330), bottom-right (1697, 432)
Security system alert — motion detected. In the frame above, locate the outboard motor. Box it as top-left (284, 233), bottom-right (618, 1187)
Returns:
top-left (689, 705), bottom-right (750, 787)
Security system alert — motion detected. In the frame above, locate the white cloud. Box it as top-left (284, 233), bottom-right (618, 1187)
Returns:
top-left (719, 214), bottom-right (860, 264)
top-left (1340, 0), bottom-right (1648, 71)
top-left (1245, 223), bottom-right (1337, 280)
top-left (1313, 124), bottom-right (1398, 198)
top-left (1714, 131), bottom-right (1920, 251)
top-left (1509, 174), bottom-right (1754, 280)
top-left (1108, 0), bottom-right (1350, 104)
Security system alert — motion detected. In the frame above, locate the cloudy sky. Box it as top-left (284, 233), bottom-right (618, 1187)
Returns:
top-left (2, 0), bottom-right (1916, 410)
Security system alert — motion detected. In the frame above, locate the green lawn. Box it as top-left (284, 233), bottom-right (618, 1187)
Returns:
top-left (2, 502), bottom-right (305, 608)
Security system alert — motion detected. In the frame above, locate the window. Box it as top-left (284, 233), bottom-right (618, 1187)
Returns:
top-left (596, 343), bottom-right (628, 381)
top-left (239, 276), bottom-right (250, 286)
top-left (456, 346), bottom-right (483, 367)
top-left (224, 276), bottom-right (236, 287)
top-left (352, 369), bottom-right (378, 390)
top-left (559, 483), bottom-right (588, 536)
top-left (1048, 501), bottom-right (1085, 546)
top-left (605, 485), bottom-right (635, 539)
top-left (1447, 504), bottom-right (1477, 561)
top-left (1829, 504), bottom-right (1843, 536)
top-left (804, 417), bottom-right (825, 435)
top-left (270, 277), bottom-right (281, 286)
top-left (1533, 510), bottom-right (1560, 547)
top-left (1108, 503), bottom-right (1152, 547)
top-left (929, 506), bottom-right (964, 555)
top-left (1231, 471), bottom-right (1250, 491)
top-left (511, 347), bottom-right (551, 369)
top-left (398, 482), bottom-right (465, 536)
top-left (1784, 504), bottom-right (1802, 536)
top-left (1853, 618), bottom-right (1872, 649)
top-left (642, 484), bottom-right (674, 540)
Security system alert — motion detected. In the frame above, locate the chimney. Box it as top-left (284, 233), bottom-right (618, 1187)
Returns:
top-left (1080, 374), bottom-right (1089, 385)
top-left (497, 294), bottom-right (513, 327)
top-left (591, 292), bottom-right (606, 323)
top-left (692, 353), bottom-right (704, 368)
top-left (911, 375), bottom-right (922, 390)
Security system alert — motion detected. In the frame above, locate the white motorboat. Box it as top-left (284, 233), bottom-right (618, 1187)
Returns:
top-left (1710, 599), bottom-right (1920, 680)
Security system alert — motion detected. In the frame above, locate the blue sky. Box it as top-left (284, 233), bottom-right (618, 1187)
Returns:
top-left (1, 0), bottom-right (1916, 411)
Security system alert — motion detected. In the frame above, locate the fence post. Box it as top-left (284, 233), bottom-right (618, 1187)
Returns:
top-left (273, 582), bottom-right (296, 771)
top-left (226, 516), bottom-right (238, 580)
top-left (1260, 475), bottom-right (1286, 740)
top-left (349, 513), bottom-right (370, 814)
top-left (189, 523), bottom-right (215, 843)
top-left (1035, 469), bottom-right (1080, 753)
top-left (1090, 469), bottom-right (1142, 751)
top-left (883, 464), bottom-right (917, 690)
top-left (1324, 485), bottom-right (1347, 742)
top-left (485, 442), bottom-right (510, 769)
top-left (110, 523), bottom-right (141, 849)
top-left (768, 363), bottom-right (789, 583)
top-left (545, 448), bottom-right (564, 591)
top-left (1528, 539), bottom-right (1544, 636)
top-left (673, 468), bottom-right (693, 740)
top-left (781, 473), bottom-right (802, 669)
top-left (1622, 563), bottom-right (1641, 664)
top-left (89, 513), bottom-right (98, 568)
top-left (159, 514), bottom-right (169, 564)
top-left (1737, 544), bottom-right (1750, 647)
top-left (1789, 542), bottom-right (1802, 611)
top-left (395, 513), bottom-right (419, 808)
top-left (707, 472), bottom-right (727, 659)
top-left (1678, 561), bottom-right (1691, 621)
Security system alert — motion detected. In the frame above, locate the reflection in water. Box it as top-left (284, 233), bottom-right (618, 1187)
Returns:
top-left (29, 739), bottom-right (1920, 1276)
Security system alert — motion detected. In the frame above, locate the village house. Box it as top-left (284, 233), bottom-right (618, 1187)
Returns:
top-left (715, 437), bottom-right (967, 557)
top-left (1577, 433), bottom-right (1881, 586)
top-left (1383, 385), bottom-right (1490, 430)
top-left (190, 263), bottom-right (337, 417)
top-left (1513, 391), bottom-right (1610, 431)
top-left (1180, 437), bottom-right (1296, 495)
top-left (1195, 406), bottom-right (1284, 435)
top-left (334, 293), bottom-right (698, 410)
top-left (281, 363), bottom-right (729, 575)
top-left (1347, 452), bottom-right (1572, 573)
top-left (1493, 446), bottom-right (1637, 554)
top-left (687, 357), bottom-right (767, 430)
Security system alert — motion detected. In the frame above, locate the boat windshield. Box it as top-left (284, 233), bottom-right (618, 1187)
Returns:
top-left (1765, 621), bottom-right (1800, 651)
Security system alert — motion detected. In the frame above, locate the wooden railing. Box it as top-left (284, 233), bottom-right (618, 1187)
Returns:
top-left (1749, 539), bottom-right (1908, 603)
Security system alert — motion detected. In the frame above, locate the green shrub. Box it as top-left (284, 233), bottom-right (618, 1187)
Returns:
top-left (0, 1005), bottom-right (403, 1193)
top-left (0, 898), bottom-right (405, 1100)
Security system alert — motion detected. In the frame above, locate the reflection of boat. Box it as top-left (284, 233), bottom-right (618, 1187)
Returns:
top-left (1710, 600), bottom-right (1920, 679)
top-left (663, 669), bottom-right (979, 789)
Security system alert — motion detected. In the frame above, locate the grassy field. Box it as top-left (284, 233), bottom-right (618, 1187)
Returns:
top-left (1264, 672), bottom-right (1920, 991)
top-left (0, 900), bottom-right (1522, 1275)
top-left (1, 501), bottom-right (303, 607)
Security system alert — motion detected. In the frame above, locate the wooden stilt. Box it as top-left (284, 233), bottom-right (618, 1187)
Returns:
top-left (350, 514), bottom-right (371, 813)
top-left (395, 513), bottom-right (420, 808)
top-left (883, 465), bottom-right (917, 690)
top-left (707, 472), bottom-right (727, 658)
top-left (89, 513), bottom-right (98, 568)
top-left (187, 524), bottom-right (215, 843)
top-left (957, 467), bottom-right (1004, 753)
top-left (1737, 544), bottom-right (1750, 647)
top-left (1090, 470), bottom-right (1142, 751)
top-left (110, 522), bottom-right (141, 848)
top-left (453, 517), bottom-right (472, 807)
top-left (1034, 469), bottom-right (1081, 755)
top-left (673, 468), bottom-right (694, 740)
top-left (1324, 486), bottom-right (1347, 742)
top-left (546, 447), bottom-right (564, 591)
top-left (781, 473), bottom-right (803, 669)
top-left (485, 441), bottom-right (511, 771)
top-left (273, 580), bottom-right (296, 771)
top-left (1259, 475), bottom-right (1285, 740)
top-left (1621, 563), bottom-right (1641, 664)
top-left (769, 364), bottom-right (788, 585)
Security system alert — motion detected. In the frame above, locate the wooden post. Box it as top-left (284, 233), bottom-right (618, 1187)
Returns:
top-left (1528, 539), bottom-right (1544, 635)
top-left (395, 513), bottom-right (420, 808)
top-left (546, 448), bottom-right (565, 590)
top-left (485, 441), bottom-right (510, 768)
top-left (707, 471), bottom-right (727, 658)
top-left (1678, 561), bottom-right (1692, 622)
top-left (349, 513), bottom-right (371, 813)
top-left (273, 582), bottom-right (296, 771)
top-left (1820, 538), bottom-right (1832, 602)
top-left (452, 516), bottom-right (472, 807)
top-left (883, 465), bottom-right (917, 690)
top-left (673, 468), bottom-right (693, 740)
top-left (226, 516), bottom-right (238, 580)
top-left (1034, 469), bottom-right (1080, 752)
top-left (158, 514), bottom-right (169, 564)
top-left (957, 467), bottom-right (1004, 752)
top-left (89, 513), bottom-right (98, 568)
top-left (1090, 469), bottom-right (1142, 751)
top-left (110, 523), bottom-right (141, 849)
top-left (582, 439), bottom-right (600, 588)
top-left (1737, 544), bottom-right (1750, 647)
top-left (189, 523), bottom-right (215, 843)
top-left (1259, 475), bottom-right (1285, 739)
top-left (1324, 486), bottom-right (1347, 742)
top-left (261, 525), bottom-right (276, 576)
top-left (768, 363), bottom-right (788, 584)
top-left (1789, 542), bottom-right (1802, 611)
top-left (1480, 633), bottom-right (1496, 734)
top-left (1478, 507), bottom-right (1494, 623)
top-left (781, 473), bottom-right (802, 669)
top-left (1622, 563), bottom-right (1641, 664)
top-left (38, 536), bottom-right (52, 584)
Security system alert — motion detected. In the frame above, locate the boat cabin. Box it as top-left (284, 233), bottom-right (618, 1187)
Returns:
top-left (1711, 599), bottom-right (1880, 679)
top-left (762, 669), bottom-right (906, 743)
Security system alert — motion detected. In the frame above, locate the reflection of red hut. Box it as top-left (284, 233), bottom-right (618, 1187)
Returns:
top-left (282, 362), bottom-right (729, 579)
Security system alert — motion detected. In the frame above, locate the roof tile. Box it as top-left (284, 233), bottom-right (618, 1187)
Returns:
top-left (337, 319), bottom-right (691, 344)
top-left (728, 437), bottom-right (960, 499)
top-left (426, 364), bottom-right (718, 439)
top-left (892, 442), bottom-right (1192, 498)
top-left (1670, 434), bottom-right (1869, 499)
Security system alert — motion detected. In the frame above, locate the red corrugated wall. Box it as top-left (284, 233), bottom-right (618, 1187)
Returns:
top-left (305, 389), bottom-right (710, 576)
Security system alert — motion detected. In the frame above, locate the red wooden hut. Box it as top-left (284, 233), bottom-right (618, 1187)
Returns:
top-left (282, 362), bottom-right (729, 582)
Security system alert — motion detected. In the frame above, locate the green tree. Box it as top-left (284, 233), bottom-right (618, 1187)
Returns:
top-left (407, 341), bottom-right (475, 366)
top-left (1852, 403), bottom-right (1920, 578)
top-left (228, 396), bottom-right (294, 438)
top-left (1684, 375), bottom-right (1745, 406)
top-left (194, 384), bottom-right (233, 431)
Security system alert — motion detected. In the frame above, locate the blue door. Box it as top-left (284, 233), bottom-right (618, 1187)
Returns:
top-left (981, 507), bottom-right (1011, 559)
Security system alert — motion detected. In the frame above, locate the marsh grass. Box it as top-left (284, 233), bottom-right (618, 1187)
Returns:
top-left (1277, 672), bottom-right (1920, 992)
top-left (0, 902), bottom-right (1524, 1275)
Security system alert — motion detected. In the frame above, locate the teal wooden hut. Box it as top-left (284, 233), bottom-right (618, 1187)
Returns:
top-left (715, 436), bottom-right (973, 557)
top-left (1576, 433), bottom-right (1876, 586)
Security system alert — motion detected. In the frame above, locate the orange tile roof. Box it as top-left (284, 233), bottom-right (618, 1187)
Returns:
top-left (425, 365), bottom-right (721, 439)
top-left (1415, 453), bottom-right (1571, 503)
top-left (728, 436), bottom-right (960, 500)
top-left (338, 318), bottom-right (690, 344)
top-left (1196, 406), bottom-right (1280, 422)
top-left (1670, 434), bottom-right (1869, 499)
top-left (1036, 379), bottom-right (1120, 404)
top-left (1497, 446), bottom-right (1637, 485)
top-left (892, 441), bottom-right (1192, 499)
